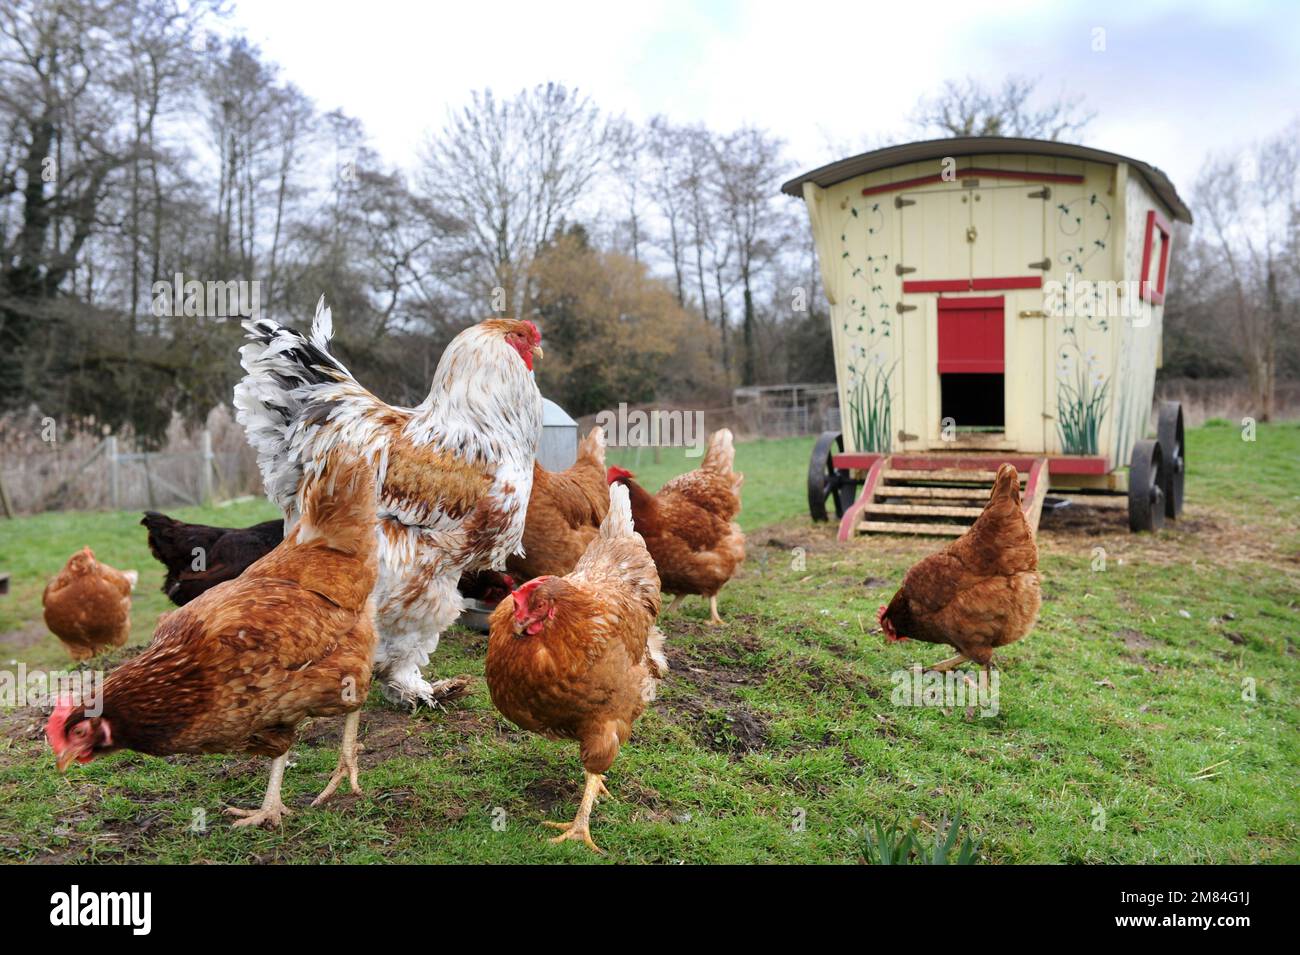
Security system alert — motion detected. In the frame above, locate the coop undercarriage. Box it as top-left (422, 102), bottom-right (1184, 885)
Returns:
top-left (808, 402), bottom-right (1186, 538)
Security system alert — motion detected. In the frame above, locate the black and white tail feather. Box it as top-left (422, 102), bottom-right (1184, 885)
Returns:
top-left (235, 297), bottom-right (371, 513)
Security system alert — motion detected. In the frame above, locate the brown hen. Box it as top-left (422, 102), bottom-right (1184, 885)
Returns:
top-left (878, 464), bottom-right (1041, 673)
top-left (607, 428), bottom-right (745, 625)
top-left (486, 482), bottom-right (666, 852)
top-left (46, 451), bottom-right (380, 828)
top-left (507, 425), bottom-right (609, 580)
top-left (42, 548), bottom-right (137, 661)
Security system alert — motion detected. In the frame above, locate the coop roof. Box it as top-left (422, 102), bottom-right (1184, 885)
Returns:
top-left (781, 136), bottom-right (1192, 223)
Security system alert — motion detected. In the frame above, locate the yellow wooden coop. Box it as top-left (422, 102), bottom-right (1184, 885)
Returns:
top-left (784, 137), bottom-right (1192, 537)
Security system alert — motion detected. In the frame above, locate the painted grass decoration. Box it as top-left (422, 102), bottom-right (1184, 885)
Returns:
top-left (846, 356), bottom-right (896, 453)
top-left (1057, 355), bottom-right (1110, 456)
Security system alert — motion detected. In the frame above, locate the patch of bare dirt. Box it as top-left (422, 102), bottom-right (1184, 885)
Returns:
top-left (660, 643), bottom-right (769, 756)
top-left (1039, 502), bottom-right (1287, 570)
top-left (1115, 628), bottom-right (1156, 650)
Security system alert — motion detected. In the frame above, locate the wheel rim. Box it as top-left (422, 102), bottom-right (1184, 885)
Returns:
top-left (1158, 402), bottom-right (1186, 517)
top-left (808, 432), bottom-right (847, 522)
top-left (1128, 438), bottom-right (1166, 532)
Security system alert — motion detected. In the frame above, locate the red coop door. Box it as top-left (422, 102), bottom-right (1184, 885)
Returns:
top-left (937, 296), bottom-right (1005, 373)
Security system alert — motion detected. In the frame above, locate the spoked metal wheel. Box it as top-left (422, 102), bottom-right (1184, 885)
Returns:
top-left (1157, 401), bottom-right (1185, 518)
top-left (808, 431), bottom-right (854, 522)
top-left (1128, 438), bottom-right (1167, 532)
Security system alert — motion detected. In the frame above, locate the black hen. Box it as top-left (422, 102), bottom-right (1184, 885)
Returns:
top-left (141, 512), bottom-right (284, 605)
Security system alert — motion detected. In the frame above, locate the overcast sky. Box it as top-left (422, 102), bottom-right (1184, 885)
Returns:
top-left (226, 0), bottom-right (1299, 194)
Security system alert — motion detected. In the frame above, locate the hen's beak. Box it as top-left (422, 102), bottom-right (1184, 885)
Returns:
top-left (531, 344), bottom-right (544, 362)
top-left (55, 748), bottom-right (77, 773)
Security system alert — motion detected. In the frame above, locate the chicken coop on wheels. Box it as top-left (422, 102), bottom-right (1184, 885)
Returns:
top-left (785, 137), bottom-right (1192, 538)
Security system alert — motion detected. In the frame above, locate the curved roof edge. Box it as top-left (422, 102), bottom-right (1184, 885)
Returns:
top-left (780, 136), bottom-right (1191, 223)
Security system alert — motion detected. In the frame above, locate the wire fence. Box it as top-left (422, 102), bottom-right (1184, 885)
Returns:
top-left (0, 406), bottom-right (262, 517)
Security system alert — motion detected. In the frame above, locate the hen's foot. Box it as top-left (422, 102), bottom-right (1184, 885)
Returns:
top-left (422, 676), bottom-right (472, 707)
top-left (312, 710), bottom-right (362, 807)
top-left (227, 752), bottom-right (291, 828)
top-left (543, 819), bottom-right (604, 854)
top-left (542, 771), bottom-right (607, 854)
top-left (916, 653), bottom-right (969, 674)
top-left (706, 595), bottom-right (724, 626)
top-left (385, 675), bottom-right (473, 711)
top-left (225, 802), bottom-right (292, 828)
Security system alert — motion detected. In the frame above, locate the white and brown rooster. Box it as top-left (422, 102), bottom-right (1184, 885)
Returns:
top-left (235, 298), bottom-right (543, 707)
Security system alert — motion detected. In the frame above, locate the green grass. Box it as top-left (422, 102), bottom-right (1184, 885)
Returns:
top-left (0, 426), bottom-right (1296, 864)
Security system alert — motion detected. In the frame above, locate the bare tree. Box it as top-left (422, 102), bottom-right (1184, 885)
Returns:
top-left (644, 116), bottom-right (690, 306)
top-left (419, 82), bottom-right (611, 316)
top-left (1193, 120), bottom-right (1299, 420)
top-left (914, 75), bottom-right (1094, 141)
top-left (711, 126), bottom-right (796, 386)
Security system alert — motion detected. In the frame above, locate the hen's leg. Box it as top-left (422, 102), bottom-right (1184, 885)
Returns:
top-left (706, 594), bottom-right (724, 626)
top-left (665, 595), bottom-right (684, 614)
top-left (226, 753), bottom-right (292, 828)
top-left (922, 653), bottom-right (969, 673)
top-left (312, 710), bottom-right (363, 806)
top-left (543, 771), bottom-right (606, 853)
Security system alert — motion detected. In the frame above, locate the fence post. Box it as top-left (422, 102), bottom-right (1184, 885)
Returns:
top-left (0, 470), bottom-right (13, 518)
top-left (199, 429), bottom-right (214, 505)
top-left (107, 436), bottom-right (120, 510)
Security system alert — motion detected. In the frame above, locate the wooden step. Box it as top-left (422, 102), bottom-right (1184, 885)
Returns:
top-left (859, 520), bottom-right (966, 536)
top-left (884, 468), bottom-right (1026, 484)
top-left (864, 502), bottom-right (984, 518)
top-left (876, 485), bottom-right (992, 500)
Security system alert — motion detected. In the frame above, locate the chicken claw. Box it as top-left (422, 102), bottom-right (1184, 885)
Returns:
top-left (225, 803), bottom-right (292, 828)
top-left (706, 595), bottom-right (724, 626)
top-left (226, 753), bottom-right (292, 828)
top-left (543, 772), bottom-right (607, 853)
top-left (312, 710), bottom-right (362, 806)
top-left (919, 653), bottom-right (969, 673)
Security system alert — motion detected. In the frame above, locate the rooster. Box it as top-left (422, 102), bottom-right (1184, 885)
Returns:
top-left (507, 425), bottom-right (609, 581)
top-left (235, 298), bottom-right (543, 707)
top-left (46, 452), bottom-right (380, 828)
top-left (487, 482), bottom-right (666, 852)
top-left (607, 428), bottom-right (745, 625)
top-left (878, 464), bottom-right (1041, 674)
top-left (140, 512), bottom-right (283, 605)
top-left (42, 549), bottom-right (137, 660)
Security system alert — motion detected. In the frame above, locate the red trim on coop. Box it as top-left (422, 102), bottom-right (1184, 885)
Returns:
top-left (904, 277), bottom-right (1042, 294)
top-left (1140, 209), bottom-right (1172, 304)
top-left (903, 279), bottom-right (969, 293)
top-left (862, 167), bottom-right (1085, 197)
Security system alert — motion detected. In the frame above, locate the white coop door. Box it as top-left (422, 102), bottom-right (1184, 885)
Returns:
top-left (899, 188), bottom-right (970, 279)
top-left (969, 184), bottom-right (1048, 278)
top-left (899, 183), bottom-right (1047, 281)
